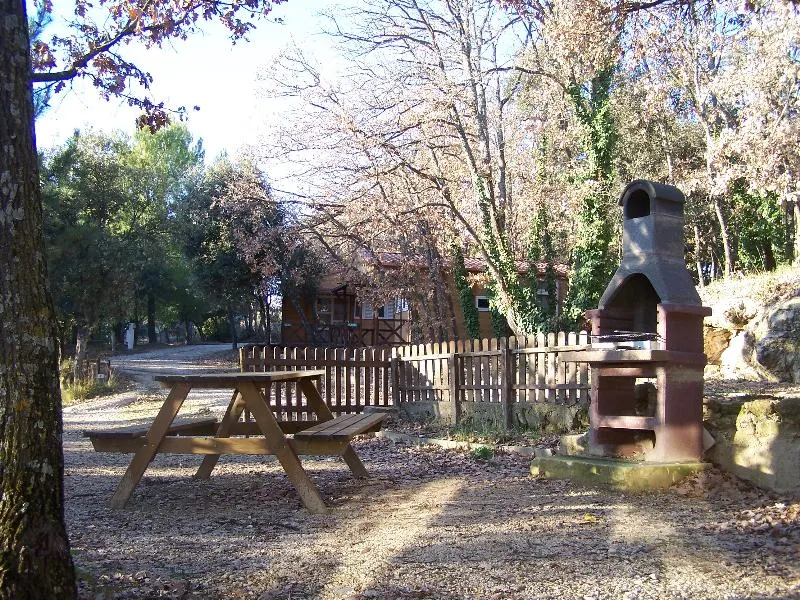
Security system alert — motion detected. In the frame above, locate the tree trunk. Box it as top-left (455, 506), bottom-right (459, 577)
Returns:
top-left (0, 1), bottom-right (76, 596)
top-left (794, 199), bottom-right (800, 265)
top-left (73, 326), bottom-right (89, 382)
top-left (694, 224), bottom-right (705, 288)
top-left (227, 308), bottom-right (239, 351)
top-left (147, 293), bottom-right (157, 344)
top-left (711, 195), bottom-right (734, 277)
top-left (257, 294), bottom-right (269, 343)
top-left (184, 320), bottom-right (193, 345)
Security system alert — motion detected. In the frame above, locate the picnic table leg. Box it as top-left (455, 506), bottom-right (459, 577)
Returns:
top-left (239, 382), bottom-right (329, 514)
top-left (195, 390), bottom-right (246, 479)
top-left (110, 383), bottom-right (191, 509)
top-left (298, 380), bottom-right (370, 479)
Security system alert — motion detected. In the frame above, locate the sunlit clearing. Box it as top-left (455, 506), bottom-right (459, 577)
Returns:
top-left (318, 478), bottom-right (464, 598)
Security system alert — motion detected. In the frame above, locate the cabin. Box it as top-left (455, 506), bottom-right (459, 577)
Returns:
top-left (280, 252), bottom-right (569, 346)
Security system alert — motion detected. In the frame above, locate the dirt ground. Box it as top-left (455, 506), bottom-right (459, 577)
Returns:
top-left (64, 347), bottom-right (800, 599)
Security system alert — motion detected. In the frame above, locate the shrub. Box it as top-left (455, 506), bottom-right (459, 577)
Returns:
top-left (470, 446), bottom-right (493, 460)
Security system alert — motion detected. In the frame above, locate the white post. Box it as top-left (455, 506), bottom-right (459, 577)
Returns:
top-left (125, 323), bottom-right (135, 350)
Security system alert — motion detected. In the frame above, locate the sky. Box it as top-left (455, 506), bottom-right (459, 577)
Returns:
top-left (34, 1), bottom-right (338, 161)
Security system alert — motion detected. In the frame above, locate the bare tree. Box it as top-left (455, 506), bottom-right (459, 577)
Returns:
top-left (261, 0), bottom-right (551, 335)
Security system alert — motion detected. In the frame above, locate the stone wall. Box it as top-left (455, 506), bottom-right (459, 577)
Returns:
top-left (705, 396), bottom-right (800, 493)
top-left (398, 399), bottom-right (588, 435)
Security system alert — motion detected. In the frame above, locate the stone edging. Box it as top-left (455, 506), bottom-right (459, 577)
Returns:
top-left (375, 429), bottom-right (547, 457)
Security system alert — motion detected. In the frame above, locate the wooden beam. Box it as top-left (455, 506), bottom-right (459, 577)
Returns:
top-left (110, 383), bottom-right (191, 509)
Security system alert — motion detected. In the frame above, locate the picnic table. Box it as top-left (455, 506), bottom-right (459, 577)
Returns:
top-left (84, 370), bottom-right (387, 513)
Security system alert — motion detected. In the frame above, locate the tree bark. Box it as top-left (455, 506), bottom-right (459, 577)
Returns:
top-left (73, 326), bottom-right (89, 382)
top-left (794, 199), bottom-right (800, 265)
top-left (711, 195), bottom-right (734, 277)
top-left (227, 308), bottom-right (239, 351)
top-left (0, 0), bottom-right (76, 596)
top-left (694, 224), bottom-right (705, 288)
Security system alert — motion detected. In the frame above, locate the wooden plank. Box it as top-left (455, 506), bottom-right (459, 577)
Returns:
top-left (110, 383), bottom-right (191, 508)
top-left (501, 337), bottom-right (512, 426)
top-left (579, 331), bottom-right (590, 404)
top-left (546, 332), bottom-right (556, 402)
top-left (83, 417), bottom-right (219, 440)
top-left (239, 381), bottom-right (328, 514)
top-left (512, 383), bottom-right (591, 391)
top-left (380, 347), bottom-right (388, 406)
top-left (104, 436), bottom-right (348, 456)
top-left (352, 348), bottom-right (364, 406)
top-left (344, 347), bottom-right (352, 413)
top-left (363, 347), bottom-right (372, 407)
top-left (292, 347), bottom-right (302, 419)
top-left (297, 378), bottom-right (369, 478)
top-left (324, 347), bottom-right (332, 408)
top-left (295, 413), bottom-right (386, 439)
top-left (195, 390), bottom-right (247, 479)
top-left (566, 332), bottom-right (577, 404)
top-left (448, 354), bottom-right (460, 423)
top-left (556, 331), bottom-right (567, 404)
top-left (535, 333), bottom-right (545, 402)
top-left (422, 342), bottom-right (432, 402)
top-left (154, 371), bottom-right (325, 387)
top-left (525, 334), bottom-right (535, 403)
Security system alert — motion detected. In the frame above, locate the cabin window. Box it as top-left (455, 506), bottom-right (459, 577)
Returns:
top-left (361, 301), bottom-right (397, 319)
top-left (395, 298), bottom-right (410, 314)
top-left (475, 296), bottom-right (490, 312)
top-left (317, 298), bottom-right (331, 314)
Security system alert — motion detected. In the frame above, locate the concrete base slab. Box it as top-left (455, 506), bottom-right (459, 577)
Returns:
top-left (530, 455), bottom-right (711, 491)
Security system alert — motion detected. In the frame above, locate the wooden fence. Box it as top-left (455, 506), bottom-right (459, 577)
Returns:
top-left (240, 345), bottom-right (394, 417)
top-left (391, 332), bottom-right (590, 426)
top-left (242, 331), bottom-right (591, 425)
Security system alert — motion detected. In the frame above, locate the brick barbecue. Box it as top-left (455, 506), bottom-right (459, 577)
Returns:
top-left (562, 180), bottom-right (711, 462)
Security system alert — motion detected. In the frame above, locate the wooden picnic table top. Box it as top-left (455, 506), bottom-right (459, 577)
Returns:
top-left (154, 370), bottom-right (326, 388)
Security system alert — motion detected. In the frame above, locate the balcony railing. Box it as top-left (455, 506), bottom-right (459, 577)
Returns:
top-left (280, 318), bottom-right (409, 347)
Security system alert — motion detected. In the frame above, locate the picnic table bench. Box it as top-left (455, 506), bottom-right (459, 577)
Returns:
top-left (84, 370), bottom-right (387, 513)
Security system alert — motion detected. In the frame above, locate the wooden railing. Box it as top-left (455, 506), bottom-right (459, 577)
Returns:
top-left (280, 318), bottom-right (409, 347)
top-left (240, 345), bottom-right (394, 416)
top-left (241, 332), bottom-right (591, 426)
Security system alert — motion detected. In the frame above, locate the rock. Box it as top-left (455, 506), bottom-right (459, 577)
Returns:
top-left (720, 331), bottom-right (775, 381)
top-left (754, 297), bottom-right (800, 382)
top-left (704, 326), bottom-right (733, 365)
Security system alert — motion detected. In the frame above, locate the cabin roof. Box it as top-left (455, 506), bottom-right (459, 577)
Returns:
top-left (373, 251), bottom-right (569, 277)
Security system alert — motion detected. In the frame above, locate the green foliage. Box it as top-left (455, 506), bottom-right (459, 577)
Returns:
top-left (526, 206), bottom-right (559, 332)
top-left (470, 446), bottom-right (494, 460)
top-left (489, 299), bottom-right (513, 338)
top-left (452, 244), bottom-right (481, 339)
top-left (474, 174), bottom-right (543, 335)
top-left (59, 359), bottom-right (121, 404)
top-left (200, 315), bottom-right (230, 341)
top-left (562, 68), bottom-right (619, 328)
top-left (729, 180), bottom-right (789, 273)
top-left (41, 126), bottom-right (208, 347)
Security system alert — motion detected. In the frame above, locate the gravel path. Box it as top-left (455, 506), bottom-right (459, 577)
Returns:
top-left (64, 346), bottom-right (800, 599)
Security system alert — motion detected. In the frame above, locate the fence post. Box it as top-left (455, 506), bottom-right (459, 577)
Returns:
top-left (501, 337), bottom-right (513, 429)
top-left (448, 353), bottom-right (461, 424)
top-left (390, 355), bottom-right (402, 407)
